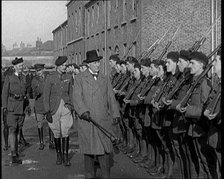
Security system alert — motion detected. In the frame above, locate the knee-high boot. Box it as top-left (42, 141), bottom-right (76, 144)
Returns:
top-left (38, 128), bottom-right (44, 150)
top-left (49, 128), bottom-right (55, 149)
top-left (3, 124), bottom-right (9, 150)
top-left (62, 137), bottom-right (71, 166)
top-left (54, 138), bottom-right (62, 165)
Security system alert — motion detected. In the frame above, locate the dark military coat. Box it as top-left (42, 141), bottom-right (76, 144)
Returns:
top-left (43, 71), bottom-right (73, 115)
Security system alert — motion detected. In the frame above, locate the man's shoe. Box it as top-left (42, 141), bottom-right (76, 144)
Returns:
top-left (12, 156), bottom-right (22, 165)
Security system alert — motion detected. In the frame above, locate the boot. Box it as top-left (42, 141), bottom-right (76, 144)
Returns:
top-left (62, 137), bottom-right (71, 166)
top-left (11, 151), bottom-right (22, 165)
top-left (3, 125), bottom-right (9, 151)
top-left (49, 128), bottom-right (55, 149)
top-left (54, 138), bottom-right (62, 165)
top-left (38, 128), bottom-right (44, 150)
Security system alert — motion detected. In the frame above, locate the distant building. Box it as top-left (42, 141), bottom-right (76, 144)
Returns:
top-left (13, 42), bottom-right (19, 49)
top-left (36, 37), bottom-right (43, 49)
top-left (20, 41), bottom-right (25, 49)
top-left (27, 44), bottom-right (32, 48)
top-left (52, 20), bottom-right (68, 60)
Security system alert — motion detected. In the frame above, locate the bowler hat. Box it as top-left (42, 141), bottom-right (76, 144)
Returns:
top-left (34, 64), bottom-right (45, 71)
top-left (190, 51), bottom-right (208, 66)
top-left (85, 50), bottom-right (103, 63)
top-left (12, 57), bottom-right (23, 65)
top-left (167, 51), bottom-right (179, 62)
top-left (55, 56), bottom-right (67, 66)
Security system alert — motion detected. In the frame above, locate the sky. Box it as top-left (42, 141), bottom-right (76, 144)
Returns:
top-left (2, 1), bottom-right (68, 50)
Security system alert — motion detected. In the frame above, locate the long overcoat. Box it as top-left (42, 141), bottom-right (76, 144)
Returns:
top-left (73, 70), bottom-right (120, 155)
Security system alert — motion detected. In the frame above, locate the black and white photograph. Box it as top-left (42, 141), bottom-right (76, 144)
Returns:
top-left (2, 0), bottom-right (221, 179)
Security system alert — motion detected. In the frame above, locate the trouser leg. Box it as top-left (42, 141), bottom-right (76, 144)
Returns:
top-left (62, 137), bottom-right (71, 166)
top-left (84, 154), bottom-right (96, 178)
top-left (98, 153), bottom-right (111, 179)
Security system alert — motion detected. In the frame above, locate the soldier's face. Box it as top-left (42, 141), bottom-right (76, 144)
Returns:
top-left (177, 58), bottom-right (189, 72)
top-left (14, 62), bottom-right (23, 73)
top-left (141, 65), bottom-right (150, 77)
top-left (58, 62), bottom-right (67, 73)
top-left (134, 68), bottom-right (141, 79)
top-left (189, 60), bottom-right (203, 75)
top-left (149, 64), bottom-right (157, 76)
top-left (166, 59), bottom-right (176, 73)
top-left (109, 60), bottom-right (116, 68)
top-left (213, 55), bottom-right (221, 75)
top-left (88, 60), bottom-right (100, 73)
top-left (117, 64), bottom-right (122, 72)
top-left (121, 64), bottom-right (127, 73)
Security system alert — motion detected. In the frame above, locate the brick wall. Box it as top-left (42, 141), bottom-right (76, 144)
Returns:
top-left (141, 0), bottom-right (221, 61)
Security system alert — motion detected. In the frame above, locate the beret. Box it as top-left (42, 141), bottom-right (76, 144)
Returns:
top-left (151, 59), bottom-right (161, 67)
top-left (34, 63), bottom-right (45, 71)
top-left (134, 62), bottom-right (141, 69)
top-left (126, 56), bottom-right (138, 64)
top-left (55, 56), bottom-right (67, 66)
top-left (12, 57), bottom-right (23, 65)
top-left (167, 51), bottom-right (179, 62)
top-left (109, 54), bottom-right (120, 62)
top-left (190, 51), bottom-right (208, 66)
top-left (140, 58), bottom-right (151, 67)
top-left (116, 60), bottom-right (122, 65)
top-left (179, 50), bottom-right (191, 61)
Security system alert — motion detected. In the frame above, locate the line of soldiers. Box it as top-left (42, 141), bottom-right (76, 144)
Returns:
top-left (109, 48), bottom-right (221, 179)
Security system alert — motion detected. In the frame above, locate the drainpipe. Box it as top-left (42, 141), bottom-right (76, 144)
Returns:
top-left (210, 0), bottom-right (215, 85)
top-left (104, 0), bottom-right (107, 75)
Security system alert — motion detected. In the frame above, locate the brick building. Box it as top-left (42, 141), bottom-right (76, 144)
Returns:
top-left (52, 20), bottom-right (68, 59)
top-left (53, 0), bottom-right (221, 74)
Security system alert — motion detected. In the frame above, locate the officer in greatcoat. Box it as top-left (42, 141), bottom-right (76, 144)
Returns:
top-left (73, 50), bottom-right (120, 178)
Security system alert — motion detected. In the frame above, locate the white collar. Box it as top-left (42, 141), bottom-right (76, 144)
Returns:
top-left (88, 68), bottom-right (98, 75)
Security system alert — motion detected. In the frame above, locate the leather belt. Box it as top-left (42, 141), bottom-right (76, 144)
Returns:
top-left (9, 93), bottom-right (26, 101)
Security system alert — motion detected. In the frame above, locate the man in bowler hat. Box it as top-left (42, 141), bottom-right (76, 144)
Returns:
top-left (73, 50), bottom-right (120, 178)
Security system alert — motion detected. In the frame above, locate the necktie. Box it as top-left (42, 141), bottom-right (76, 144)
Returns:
top-left (92, 73), bottom-right (98, 80)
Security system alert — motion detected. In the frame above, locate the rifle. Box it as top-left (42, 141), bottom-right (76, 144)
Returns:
top-left (143, 26), bottom-right (172, 58)
top-left (189, 16), bottom-right (221, 52)
top-left (178, 45), bottom-right (221, 108)
top-left (157, 24), bottom-right (181, 61)
top-left (122, 30), bottom-right (141, 60)
top-left (206, 86), bottom-right (221, 115)
top-left (139, 77), bottom-right (160, 97)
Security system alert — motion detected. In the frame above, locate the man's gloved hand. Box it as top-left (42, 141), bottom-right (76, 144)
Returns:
top-left (80, 111), bottom-right (91, 122)
top-left (46, 111), bottom-right (53, 123)
top-left (3, 108), bottom-right (8, 126)
top-left (64, 103), bottom-right (74, 113)
top-left (112, 117), bottom-right (121, 125)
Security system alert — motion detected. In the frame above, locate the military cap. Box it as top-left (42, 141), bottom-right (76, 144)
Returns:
top-left (167, 51), bottom-right (179, 62)
top-left (140, 58), bottom-right (151, 67)
top-left (151, 59), bottom-right (161, 67)
top-left (85, 50), bottom-right (103, 63)
top-left (109, 54), bottom-right (120, 62)
top-left (12, 57), bottom-right (23, 65)
top-left (134, 62), bottom-right (141, 69)
top-left (55, 56), bottom-right (67, 66)
top-left (34, 63), bottom-right (45, 71)
top-left (179, 50), bottom-right (191, 61)
top-left (190, 51), bottom-right (208, 66)
top-left (126, 56), bottom-right (138, 64)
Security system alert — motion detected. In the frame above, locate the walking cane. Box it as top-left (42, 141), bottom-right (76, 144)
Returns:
top-left (88, 117), bottom-right (120, 154)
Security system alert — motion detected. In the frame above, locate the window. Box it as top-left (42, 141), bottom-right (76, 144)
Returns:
top-left (86, 9), bottom-right (90, 36)
top-left (122, 0), bottom-right (127, 22)
top-left (75, 53), bottom-right (78, 64)
top-left (108, 46), bottom-right (112, 57)
top-left (132, 0), bottom-right (137, 18)
top-left (96, 3), bottom-right (100, 24)
top-left (79, 52), bottom-right (82, 64)
top-left (114, 45), bottom-right (119, 55)
top-left (107, 1), bottom-right (111, 28)
top-left (75, 11), bottom-right (78, 33)
top-left (102, 48), bottom-right (106, 74)
top-left (92, 6), bottom-right (94, 28)
top-left (78, 7), bottom-right (81, 34)
top-left (132, 42), bottom-right (136, 57)
top-left (115, 0), bottom-right (118, 12)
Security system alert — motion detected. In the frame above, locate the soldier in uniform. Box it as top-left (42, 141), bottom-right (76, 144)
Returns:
top-left (31, 64), bottom-right (55, 150)
top-left (176, 51), bottom-right (211, 178)
top-left (2, 57), bottom-right (28, 164)
top-left (80, 61), bottom-right (88, 72)
top-left (73, 50), bottom-right (120, 178)
top-left (109, 54), bottom-right (120, 82)
top-left (203, 48), bottom-right (221, 179)
top-left (43, 56), bottom-right (74, 166)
